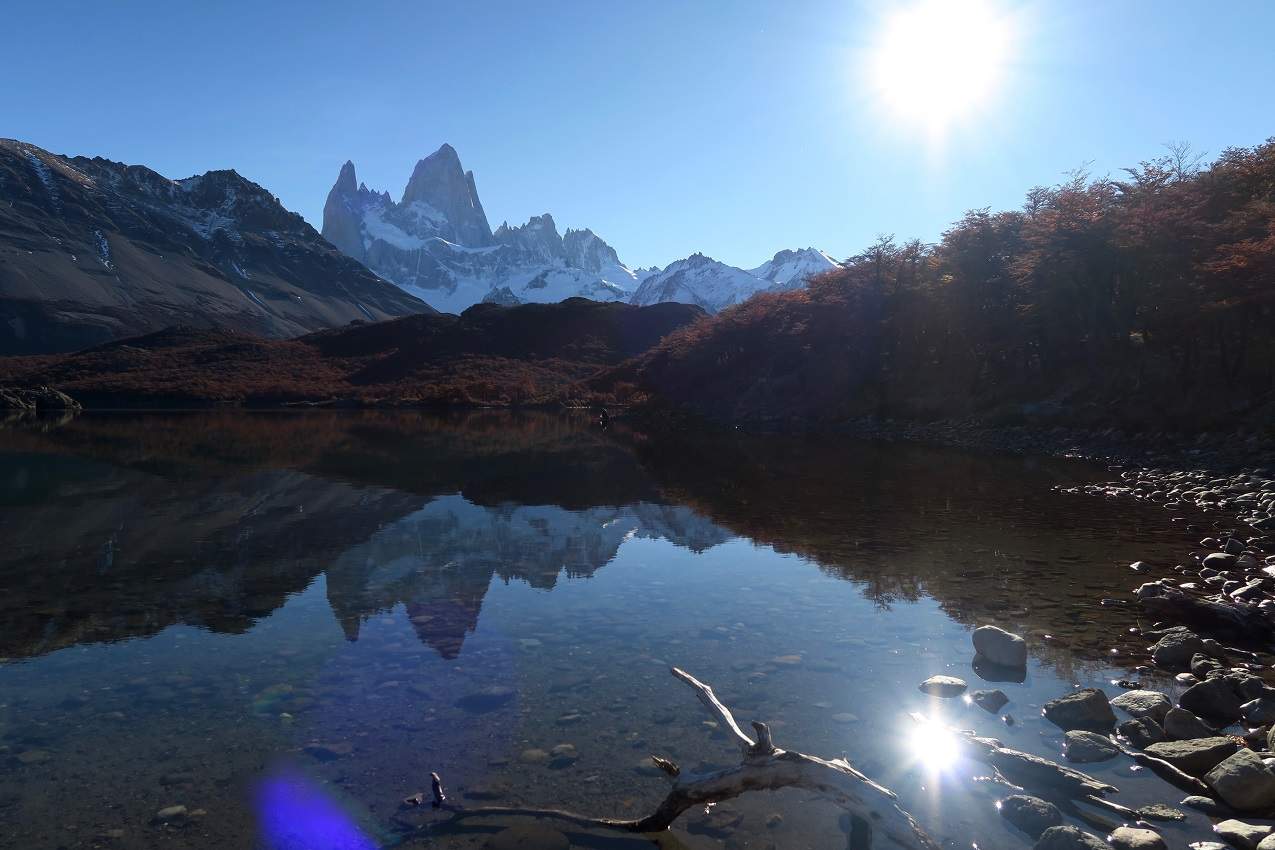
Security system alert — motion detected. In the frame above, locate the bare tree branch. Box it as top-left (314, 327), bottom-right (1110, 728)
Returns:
top-left (413, 666), bottom-right (940, 849)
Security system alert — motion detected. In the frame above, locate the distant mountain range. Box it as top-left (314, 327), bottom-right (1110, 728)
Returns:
top-left (322, 143), bottom-right (839, 313)
top-left (0, 139), bottom-right (427, 355)
top-left (0, 137), bottom-right (838, 354)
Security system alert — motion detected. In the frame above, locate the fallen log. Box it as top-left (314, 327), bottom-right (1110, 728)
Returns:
top-left (1140, 586), bottom-right (1275, 640)
top-left (412, 666), bottom-right (940, 849)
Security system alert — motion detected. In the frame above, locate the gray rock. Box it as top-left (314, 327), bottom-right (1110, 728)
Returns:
top-left (1180, 677), bottom-right (1244, 723)
top-left (973, 625), bottom-right (1027, 668)
top-left (1259, 835), bottom-right (1275, 850)
top-left (1192, 653), bottom-right (1223, 678)
top-left (1143, 737), bottom-right (1238, 776)
top-left (1136, 803), bottom-right (1185, 821)
top-left (1243, 696), bottom-right (1275, 725)
top-left (1230, 671), bottom-right (1268, 701)
top-left (153, 805), bottom-right (187, 823)
top-left (1213, 819), bottom-right (1273, 850)
top-left (1118, 717), bottom-right (1165, 749)
top-left (455, 685), bottom-right (516, 714)
top-left (1064, 730), bottom-right (1119, 763)
top-left (1206, 749), bottom-right (1275, 811)
top-left (1204, 552), bottom-right (1239, 570)
top-left (1107, 827), bottom-right (1166, 850)
top-left (1180, 794), bottom-right (1230, 817)
top-left (1150, 628), bottom-right (1207, 672)
top-left (1163, 707), bottom-right (1217, 740)
top-left (1111, 689), bottom-right (1172, 723)
top-left (1043, 688), bottom-right (1117, 732)
top-left (1033, 825), bottom-right (1107, 850)
top-left (918, 675), bottom-right (967, 697)
top-left (999, 794), bottom-right (1063, 838)
top-left (971, 689), bottom-right (1009, 713)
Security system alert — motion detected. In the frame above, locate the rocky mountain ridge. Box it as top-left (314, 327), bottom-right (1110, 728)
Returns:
top-left (322, 144), bottom-right (838, 314)
top-left (0, 139), bottom-right (428, 355)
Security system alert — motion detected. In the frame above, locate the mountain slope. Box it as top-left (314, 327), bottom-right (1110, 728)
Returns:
top-left (322, 147), bottom-right (643, 312)
top-left (0, 139), bottom-right (430, 355)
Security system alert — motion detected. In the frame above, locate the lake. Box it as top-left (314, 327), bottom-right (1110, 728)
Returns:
top-left (0, 412), bottom-right (1232, 849)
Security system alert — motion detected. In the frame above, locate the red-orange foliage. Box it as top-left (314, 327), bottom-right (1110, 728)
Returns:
top-left (0, 300), bottom-right (704, 408)
top-left (624, 140), bottom-right (1275, 431)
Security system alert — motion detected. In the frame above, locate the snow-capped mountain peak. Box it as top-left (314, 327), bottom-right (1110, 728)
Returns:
top-left (322, 147), bottom-right (642, 313)
top-left (748, 247), bottom-right (839, 289)
top-left (630, 248), bottom-right (840, 314)
top-left (321, 143), bottom-right (839, 315)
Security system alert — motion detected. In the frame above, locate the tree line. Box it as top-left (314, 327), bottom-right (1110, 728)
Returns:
top-left (635, 139), bottom-right (1275, 432)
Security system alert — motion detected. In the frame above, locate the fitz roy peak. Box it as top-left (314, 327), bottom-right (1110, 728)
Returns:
top-left (322, 145), bottom-right (644, 314)
top-left (322, 144), bottom-right (840, 314)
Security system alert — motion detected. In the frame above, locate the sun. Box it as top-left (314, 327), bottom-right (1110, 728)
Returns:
top-left (869, 0), bottom-right (1013, 134)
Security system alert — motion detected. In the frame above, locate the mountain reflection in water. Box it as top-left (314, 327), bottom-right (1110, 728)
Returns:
top-left (0, 411), bottom-right (1221, 850)
top-left (0, 411), bottom-right (1196, 670)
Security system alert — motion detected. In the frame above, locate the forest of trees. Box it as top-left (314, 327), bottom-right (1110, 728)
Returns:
top-left (629, 139), bottom-right (1275, 432)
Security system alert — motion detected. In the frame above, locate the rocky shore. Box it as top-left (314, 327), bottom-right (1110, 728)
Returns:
top-left (912, 487), bottom-right (1275, 849)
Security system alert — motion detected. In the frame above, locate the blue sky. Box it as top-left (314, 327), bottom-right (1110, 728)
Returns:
top-left (5, 1), bottom-right (1274, 269)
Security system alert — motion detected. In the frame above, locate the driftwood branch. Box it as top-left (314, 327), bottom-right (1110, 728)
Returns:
top-left (415, 666), bottom-right (939, 849)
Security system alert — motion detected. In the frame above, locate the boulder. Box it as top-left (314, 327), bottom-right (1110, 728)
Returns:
top-left (1111, 690), bottom-right (1172, 723)
top-left (1191, 653), bottom-right (1222, 679)
top-left (1213, 819), bottom-right (1273, 850)
top-left (973, 625), bottom-right (1027, 668)
top-left (1180, 795), bottom-right (1230, 817)
top-left (1107, 827), bottom-right (1166, 850)
top-left (1180, 677), bottom-right (1244, 723)
top-left (998, 794), bottom-right (1062, 838)
top-left (1063, 730), bottom-right (1119, 763)
top-left (1033, 825), bottom-right (1107, 849)
top-left (1243, 696), bottom-right (1275, 725)
top-left (1043, 688), bottom-right (1117, 733)
top-left (1150, 628), bottom-right (1206, 672)
top-left (1143, 737), bottom-right (1238, 776)
top-left (1259, 835), bottom-right (1275, 850)
top-left (918, 675), bottom-right (967, 697)
top-left (1203, 552), bottom-right (1239, 570)
top-left (1230, 671), bottom-right (1268, 701)
top-left (971, 689), bottom-right (1009, 713)
top-left (1205, 749), bottom-right (1275, 811)
top-left (1162, 707), bottom-right (1216, 740)
top-left (1117, 717), bottom-right (1165, 749)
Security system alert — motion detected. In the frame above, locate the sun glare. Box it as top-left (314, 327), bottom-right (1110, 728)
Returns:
top-left (907, 715), bottom-right (964, 774)
top-left (869, 0), bottom-right (1013, 134)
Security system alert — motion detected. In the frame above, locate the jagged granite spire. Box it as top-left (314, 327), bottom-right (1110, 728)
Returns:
top-left (401, 144), bottom-right (493, 246)
top-left (322, 160), bottom-right (368, 261)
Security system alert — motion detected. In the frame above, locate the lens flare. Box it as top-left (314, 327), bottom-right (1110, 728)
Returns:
top-left (255, 769), bottom-right (377, 850)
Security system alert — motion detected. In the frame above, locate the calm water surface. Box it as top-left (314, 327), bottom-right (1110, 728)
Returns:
top-left (0, 412), bottom-right (1235, 849)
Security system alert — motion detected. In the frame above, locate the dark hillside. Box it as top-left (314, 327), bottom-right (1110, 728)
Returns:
top-left (616, 140), bottom-right (1275, 433)
top-left (0, 299), bottom-right (704, 407)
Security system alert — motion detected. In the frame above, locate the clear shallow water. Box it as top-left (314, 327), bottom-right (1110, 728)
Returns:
top-left (0, 412), bottom-right (1239, 849)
